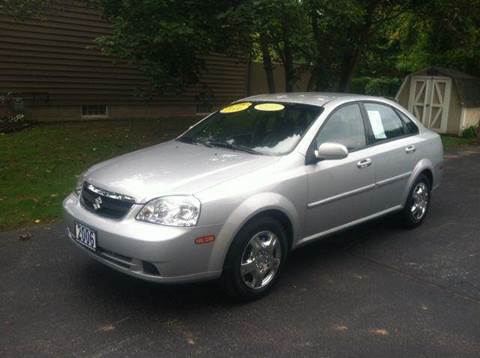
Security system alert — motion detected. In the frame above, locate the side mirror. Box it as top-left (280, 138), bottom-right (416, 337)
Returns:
top-left (315, 142), bottom-right (349, 161)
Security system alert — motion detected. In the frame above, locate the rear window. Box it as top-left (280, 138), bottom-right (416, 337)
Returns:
top-left (396, 110), bottom-right (419, 135)
top-left (364, 103), bottom-right (405, 141)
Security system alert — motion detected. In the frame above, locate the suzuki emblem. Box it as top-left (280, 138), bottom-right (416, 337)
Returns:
top-left (93, 196), bottom-right (103, 210)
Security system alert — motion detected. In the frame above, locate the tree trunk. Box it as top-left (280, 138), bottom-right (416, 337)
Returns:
top-left (307, 3), bottom-right (331, 91)
top-left (283, 43), bottom-right (295, 92)
top-left (338, 48), bottom-right (361, 92)
top-left (278, 2), bottom-right (296, 92)
top-left (337, 2), bottom-right (378, 92)
top-left (259, 35), bottom-right (275, 93)
top-left (307, 70), bottom-right (316, 92)
top-left (307, 64), bottom-right (329, 91)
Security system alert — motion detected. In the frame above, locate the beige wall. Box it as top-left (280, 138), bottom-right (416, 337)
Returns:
top-left (461, 107), bottom-right (480, 134)
top-left (249, 62), bottom-right (310, 95)
top-left (446, 84), bottom-right (462, 135)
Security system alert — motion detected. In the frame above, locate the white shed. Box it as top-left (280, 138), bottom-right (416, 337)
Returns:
top-left (395, 67), bottom-right (480, 135)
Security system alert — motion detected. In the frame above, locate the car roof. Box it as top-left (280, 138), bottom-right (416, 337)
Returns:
top-left (238, 92), bottom-right (382, 107)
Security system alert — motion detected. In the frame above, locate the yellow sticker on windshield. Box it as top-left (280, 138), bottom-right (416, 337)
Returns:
top-left (254, 103), bottom-right (285, 111)
top-left (220, 102), bottom-right (252, 114)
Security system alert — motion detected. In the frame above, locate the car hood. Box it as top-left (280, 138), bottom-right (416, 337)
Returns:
top-left (84, 140), bottom-right (279, 203)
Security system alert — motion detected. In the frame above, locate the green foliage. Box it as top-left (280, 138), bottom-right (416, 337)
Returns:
top-left (462, 126), bottom-right (478, 139)
top-left (374, 0), bottom-right (480, 77)
top-left (7, 0), bottom-right (480, 93)
top-left (221, 0), bottom-right (310, 91)
top-left (351, 77), bottom-right (402, 97)
top-left (0, 118), bottom-right (195, 230)
top-left (96, 0), bottom-right (244, 92)
top-left (0, 0), bottom-right (61, 19)
top-left (441, 134), bottom-right (477, 150)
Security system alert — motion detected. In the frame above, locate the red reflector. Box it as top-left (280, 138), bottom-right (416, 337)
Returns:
top-left (195, 235), bottom-right (215, 244)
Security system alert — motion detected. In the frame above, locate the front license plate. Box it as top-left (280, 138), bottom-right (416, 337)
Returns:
top-left (74, 222), bottom-right (97, 251)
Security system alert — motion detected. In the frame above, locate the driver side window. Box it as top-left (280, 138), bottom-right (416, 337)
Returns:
top-left (315, 103), bottom-right (366, 151)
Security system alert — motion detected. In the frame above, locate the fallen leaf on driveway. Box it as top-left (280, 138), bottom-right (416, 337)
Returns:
top-left (370, 328), bottom-right (389, 336)
top-left (98, 324), bottom-right (115, 332)
top-left (333, 325), bottom-right (348, 332)
top-left (18, 232), bottom-right (32, 241)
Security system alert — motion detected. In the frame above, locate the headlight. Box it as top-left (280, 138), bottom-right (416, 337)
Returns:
top-left (136, 196), bottom-right (201, 227)
top-left (74, 174), bottom-right (85, 196)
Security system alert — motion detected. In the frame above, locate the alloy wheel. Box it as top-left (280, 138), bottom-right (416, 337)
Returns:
top-left (240, 230), bottom-right (282, 290)
top-left (411, 182), bottom-right (429, 221)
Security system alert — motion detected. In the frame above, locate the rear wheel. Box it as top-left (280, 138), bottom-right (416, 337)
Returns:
top-left (222, 216), bottom-right (288, 301)
top-left (401, 174), bottom-right (431, 228)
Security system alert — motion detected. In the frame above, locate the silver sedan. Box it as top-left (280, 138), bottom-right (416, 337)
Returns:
top-left (63, 93), bottom-right (443, 300)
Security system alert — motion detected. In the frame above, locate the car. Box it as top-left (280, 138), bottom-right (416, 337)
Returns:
top-left (63, 93), bottom-right (443, 300)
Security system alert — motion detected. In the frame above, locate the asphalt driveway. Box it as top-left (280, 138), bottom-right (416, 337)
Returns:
top-left (1, 148), bottom-right (479, 357)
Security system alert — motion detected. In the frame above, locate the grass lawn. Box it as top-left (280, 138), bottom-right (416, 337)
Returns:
top-left (0, 118), bottom-right (196, 231)
top-left (441, 135), bottom-right (478, 151)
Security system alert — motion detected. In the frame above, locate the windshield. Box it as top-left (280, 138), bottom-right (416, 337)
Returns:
top-left (178, 102), bottom-right (322, 155)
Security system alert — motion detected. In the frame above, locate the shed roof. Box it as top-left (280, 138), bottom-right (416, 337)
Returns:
top-left (408, 67), bottom-right (480, 107)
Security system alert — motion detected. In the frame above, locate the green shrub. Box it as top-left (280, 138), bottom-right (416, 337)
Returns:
top-left (351, 77), bottom-right (402, 98)
top-left (462, 126), bottom-right (478, 139)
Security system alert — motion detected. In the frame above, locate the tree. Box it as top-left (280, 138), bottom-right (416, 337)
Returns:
top-left (96, 0), bottom-right (245, 92)
top-left (395, 0), bottom-right (480, 76)
top-left (0, 0), bottom-right (59, 18)
top-left (8, 0), bottom-right (479, 95)
top-left (303, 0), bottom-right (420, 92)
top-left (303, 0), bottom-right (353, 91)
top-left (222, 0), bottom-right (309, 92)
top-left (259, 33), bottom-right (276, 93)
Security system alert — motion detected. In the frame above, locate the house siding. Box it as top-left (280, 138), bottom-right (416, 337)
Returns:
top-left (0, 2), bottom-right (248, 120)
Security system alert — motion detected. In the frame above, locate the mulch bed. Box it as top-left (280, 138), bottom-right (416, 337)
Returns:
top-left (0, 121), bottom-right (33, 134)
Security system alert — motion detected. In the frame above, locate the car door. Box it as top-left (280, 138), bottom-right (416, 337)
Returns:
top-left (361, 102), bottom-right (421, 211)
top-left (304, 103), bottom-right (377, 238)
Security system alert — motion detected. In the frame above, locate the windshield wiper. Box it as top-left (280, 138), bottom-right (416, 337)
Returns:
top-left (176, 136), bottom-right (197, 144)
top-left (204, 140), bottom-right (260, 155)
top-left (178, 137), bottom-right (260, 154)
top-left (176, 136), bottom-right (214, 148)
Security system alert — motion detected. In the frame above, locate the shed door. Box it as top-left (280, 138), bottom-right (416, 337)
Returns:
top-left (408, 76), bottom-right (451, 133)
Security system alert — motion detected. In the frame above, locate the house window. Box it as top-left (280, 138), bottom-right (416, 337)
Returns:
top-left (81, 104), bottom-right (108, 118)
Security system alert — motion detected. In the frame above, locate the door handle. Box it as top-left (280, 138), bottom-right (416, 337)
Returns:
top-left (405, 145), bottom-right (416, 154)
top-left (357, 158), bottom-right (372, 169)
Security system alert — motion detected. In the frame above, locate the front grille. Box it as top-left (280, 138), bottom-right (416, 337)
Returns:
top-left (80, 182), bottom-right (135, 219)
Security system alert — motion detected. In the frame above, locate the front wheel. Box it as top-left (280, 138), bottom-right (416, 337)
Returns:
top-left (222, 216), bottom-right (288, 301)
top-left (401, 174), bottom-right (431, 228)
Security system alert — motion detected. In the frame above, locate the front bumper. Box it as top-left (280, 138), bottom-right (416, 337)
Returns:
top-left (63, 194), bottom-right (223, 283)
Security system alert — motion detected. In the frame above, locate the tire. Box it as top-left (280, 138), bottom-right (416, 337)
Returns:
top-left (401, 174), bottom-right (431, 228)
top-left (222, 216), bottom-right (288, 301)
